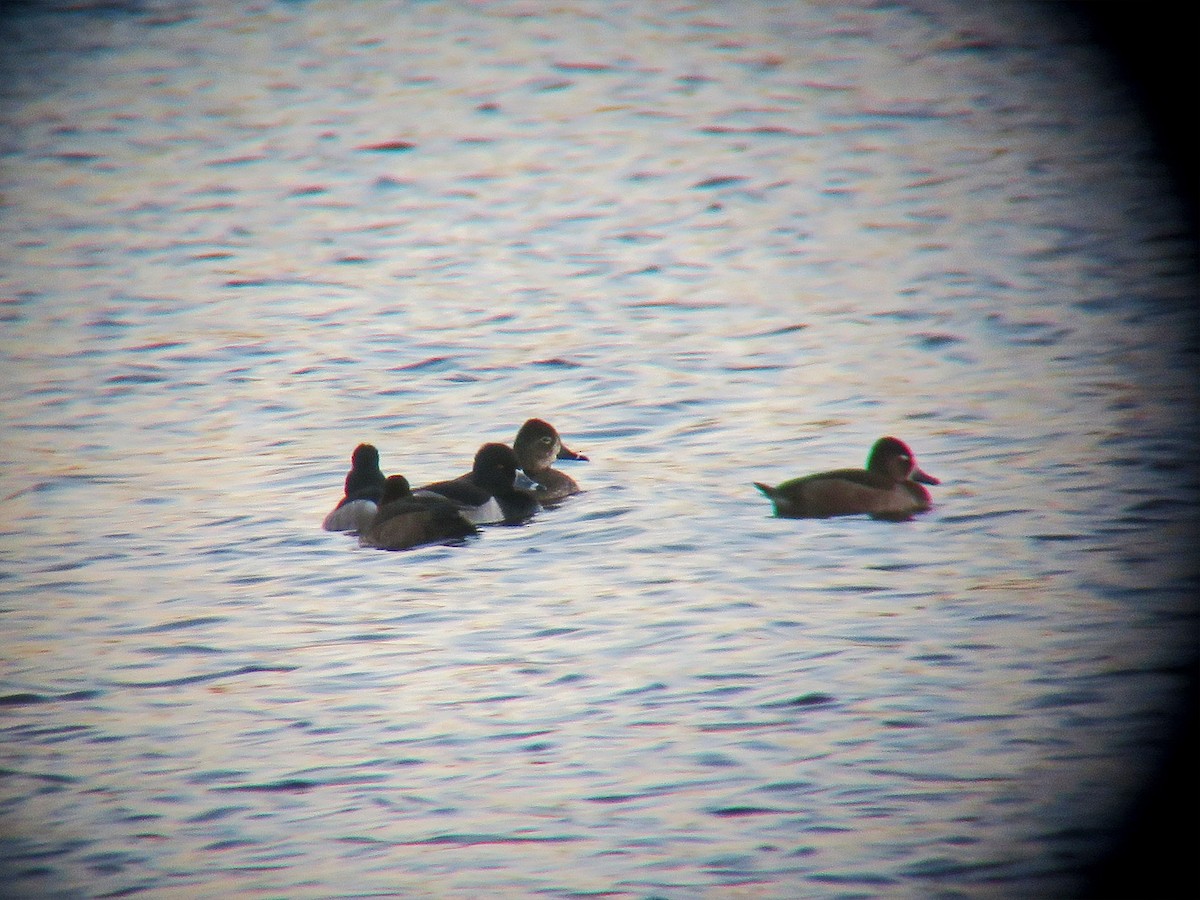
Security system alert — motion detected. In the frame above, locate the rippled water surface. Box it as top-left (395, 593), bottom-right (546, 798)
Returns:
top-left (1, 2), bottom-right (1196, 897)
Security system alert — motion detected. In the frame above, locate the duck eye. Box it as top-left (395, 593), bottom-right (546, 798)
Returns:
top-left (541, 436), bottom-right (553, 445)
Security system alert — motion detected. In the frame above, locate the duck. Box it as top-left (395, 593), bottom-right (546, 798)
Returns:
top-left (359, 475), bottom-right (477, 550)
top-left (753, 436), bottom-right (939, 521)
top-left (322, 443), bottom-right (387, 532)
top-left (412, 442), bottom-right (539, 525)
top-left (512, 418), bottom-right (588, 502)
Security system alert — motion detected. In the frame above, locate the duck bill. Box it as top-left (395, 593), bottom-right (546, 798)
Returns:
top-left (557, 444), bottom-right (588, 462)
top-left (912, 467), bottom-right (939, 485)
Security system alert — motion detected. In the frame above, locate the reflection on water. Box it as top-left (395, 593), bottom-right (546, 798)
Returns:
top-left (1, 1), bottom-right (1196, 897)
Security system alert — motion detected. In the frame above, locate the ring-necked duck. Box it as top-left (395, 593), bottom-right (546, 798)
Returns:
top-left (512, 418), bottom-right (588, 502)
top-left (322, 443), bottom-right (387, 532)
top-left (413, 442), bottom-right (539, 524)
top-left (359, 475), bottom-right (477, 550)
top-left (754, 436), bottom-right (939, 520)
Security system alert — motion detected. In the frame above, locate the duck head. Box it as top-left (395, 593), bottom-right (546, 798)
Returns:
top-left (513, 418), bottom-right (588, 473)
top-left (867, 436), bottom-right (939, 485)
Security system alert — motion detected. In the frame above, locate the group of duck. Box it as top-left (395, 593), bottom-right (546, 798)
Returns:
top-left (322, 419), bottom-right (940, 552)
top-left (322, 418), bottom-right (589, 550)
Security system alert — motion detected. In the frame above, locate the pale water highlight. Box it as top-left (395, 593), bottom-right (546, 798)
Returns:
top-left (1, 2), bottom-right (1196, 897)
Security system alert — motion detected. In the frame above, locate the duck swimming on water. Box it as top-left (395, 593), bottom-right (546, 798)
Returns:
top-left (754, 436), bottom-right (939, 521)
top-left (412, 442), bottom-right (539, 525)
top-left (359, 475), bottom-right (477, 550)
top-left (322, 443), bottom-right (387, 533)
top-left (512, 418), bottom-right (588, 502)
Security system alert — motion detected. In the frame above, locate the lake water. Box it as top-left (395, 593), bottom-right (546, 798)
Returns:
top-left (1, 2), bottom-right (1196, 897)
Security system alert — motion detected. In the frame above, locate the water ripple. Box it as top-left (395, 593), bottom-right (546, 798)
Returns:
top-left (107, 666), bottom-right (297, 690)
top-left (0, 2), bottom-right (1194, 898)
